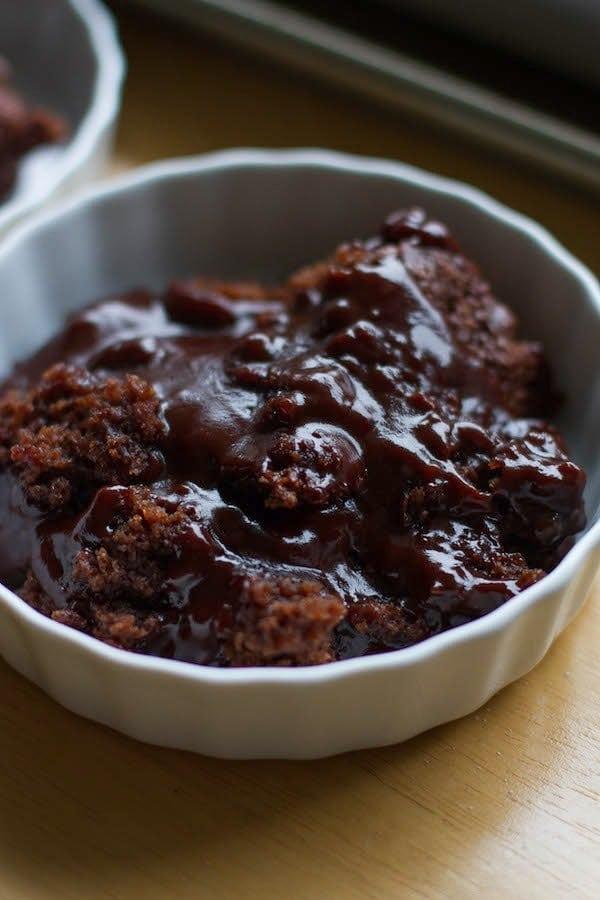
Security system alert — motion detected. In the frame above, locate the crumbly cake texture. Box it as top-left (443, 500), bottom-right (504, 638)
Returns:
top-left (0, 58), bottom-right (66, 201)
top-left (0, 209), bottom-right (586, 666)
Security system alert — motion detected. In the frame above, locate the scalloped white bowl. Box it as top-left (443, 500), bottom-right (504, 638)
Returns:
top-left (0, 0), bottom-right (124, 236)
top-left (0, 150), bottom-right (598, 759)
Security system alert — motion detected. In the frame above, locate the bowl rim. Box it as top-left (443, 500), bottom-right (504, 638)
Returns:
top-left (0, 146), bottom-right (598, 686)
top-left (0, 0), bottom-right (125, 233)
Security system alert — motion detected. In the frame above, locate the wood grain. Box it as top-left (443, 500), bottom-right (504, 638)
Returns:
top-left (0, 8), bottom-right (598, 898)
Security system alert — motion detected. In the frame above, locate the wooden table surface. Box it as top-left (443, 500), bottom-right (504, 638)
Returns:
top-left (0, 8), bottom-right (598, 899)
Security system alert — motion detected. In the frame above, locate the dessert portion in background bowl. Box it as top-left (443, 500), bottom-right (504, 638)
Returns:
top-left (0, 58), bottom-right (66, 201)
top-left (0, 208), bottom-right (585, 668)
top-left (0, 0), bottom-right (124, 237)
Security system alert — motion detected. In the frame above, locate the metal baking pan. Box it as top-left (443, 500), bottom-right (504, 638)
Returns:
top-left (388, 0), bottom-right (600, 89)
top-left (127, 0), bottom-right (600, 192)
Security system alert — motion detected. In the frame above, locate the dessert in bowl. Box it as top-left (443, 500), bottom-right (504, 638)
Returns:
top-left (0, 150), bottom-right (597, 757)
top-left (0, 209), bottom-right (586, 667)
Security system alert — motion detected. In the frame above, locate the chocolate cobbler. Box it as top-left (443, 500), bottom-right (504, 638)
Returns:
top-left (0, 209), bottom-right (586, 666)
top-left (0, 57), bottom-right (65, 201)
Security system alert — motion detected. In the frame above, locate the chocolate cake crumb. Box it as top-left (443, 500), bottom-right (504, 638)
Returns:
top-left (20, 568), bottom-right (161, 651)
top-left (0, 388), bottom-right (30, 466)
top-left (348, 599), bottom-right (428, 647)
top-left (8, 364), bottom-right (166, 511)
top-left (224, 429), bottom-right (358, 510)
top-left (90, 608), bottom-right (161, 649)
top-left (19, 569), bottom-right (55, 618)
top-left (221, 576), bottom-right (345, 666)
top-left (70, 486), bottom-right (190, 603)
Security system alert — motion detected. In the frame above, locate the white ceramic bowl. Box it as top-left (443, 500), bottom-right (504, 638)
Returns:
top-left (0, 0), bottom-right (124, 235)
top-left (0, 149), bottom-right (598, 759)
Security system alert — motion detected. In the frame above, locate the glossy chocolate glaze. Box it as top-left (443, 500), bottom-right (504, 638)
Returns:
top-left (0, 210), bottom-right (586, 666)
